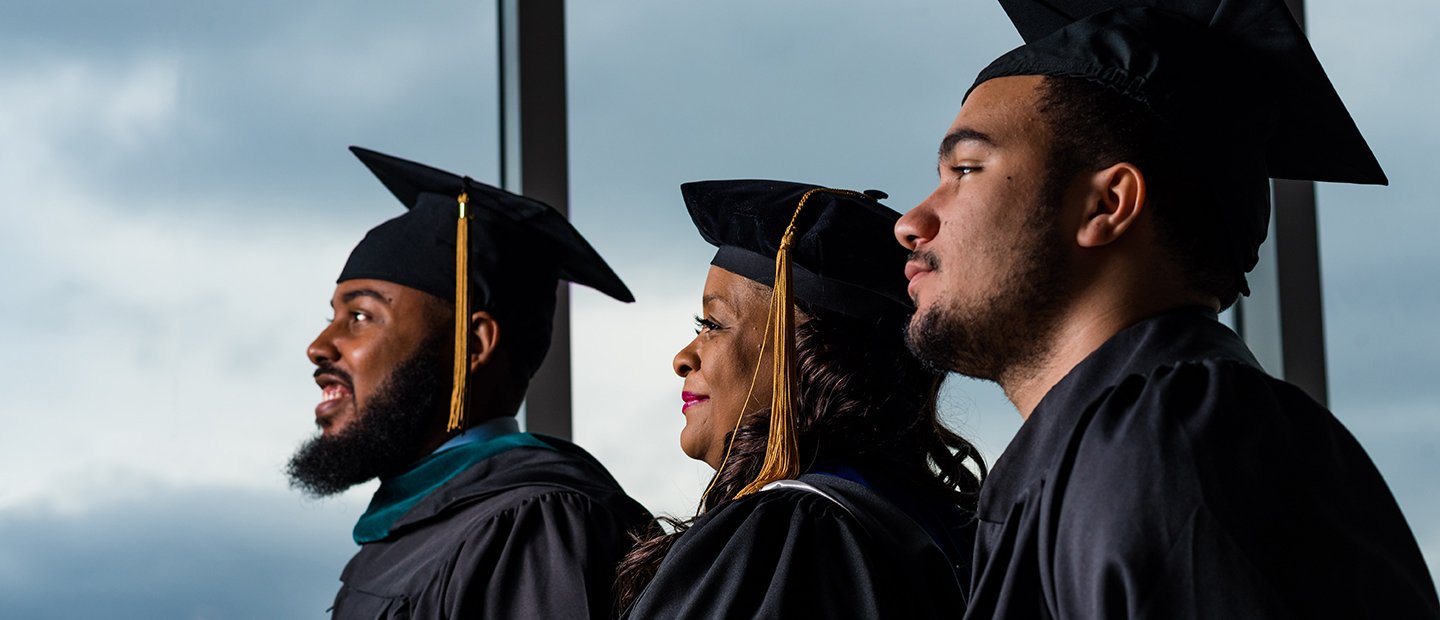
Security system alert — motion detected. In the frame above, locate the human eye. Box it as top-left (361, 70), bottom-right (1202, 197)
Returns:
top-left (693, 314), bottom-right (723, 334)
top-left (331, 309), bottom-right (371, 326)
top-left (951, 165), bottom-right (981, 176)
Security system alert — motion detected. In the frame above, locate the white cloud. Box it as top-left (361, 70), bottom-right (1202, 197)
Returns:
top-left (0, 56), bottom-right (366, 507)
top-left (572, 272), bottom-right (738, 519)
top-left (0, 57), bottom-right (178, 157)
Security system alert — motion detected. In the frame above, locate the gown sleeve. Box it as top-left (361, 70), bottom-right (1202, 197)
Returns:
top-left (623, 489), bottom-right (892, 620)
top-left (1046, 359), bottom-right (1439, 619)
top-left (443, 490), bottom-right (631, 620)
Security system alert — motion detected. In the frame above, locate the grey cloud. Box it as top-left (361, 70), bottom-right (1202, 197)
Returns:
top-left (0, 484), bottom-right (363, 620)
top-left (0, 0), bottom-right (501, 218)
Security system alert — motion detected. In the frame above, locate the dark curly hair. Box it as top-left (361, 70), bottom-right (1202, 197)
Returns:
top-left (613, 300), bottom-right (987, 610)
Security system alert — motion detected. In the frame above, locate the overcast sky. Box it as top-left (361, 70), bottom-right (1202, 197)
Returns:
top-left (1, 0), bottom-right (1436, 617)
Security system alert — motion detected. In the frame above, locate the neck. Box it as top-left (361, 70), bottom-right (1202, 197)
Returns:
top-left (1001, 272), bottom-right (1217, 420)
top-left (414, 392), bottom-right (523, 458)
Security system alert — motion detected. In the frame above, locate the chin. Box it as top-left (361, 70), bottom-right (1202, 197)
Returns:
top-left (678, 436), bottom-right (706, 463)
top-left (319, 419), bottom-right (352, 439)
top-left (316, 400), bottom-right (361, 436)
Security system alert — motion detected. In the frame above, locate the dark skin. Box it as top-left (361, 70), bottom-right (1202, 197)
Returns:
top-left (895, 76), bottom-right (1217, 418)
top-left (672, 267), bottom-right (777, 470)
top-left (308, 278), bottom-right (524, 461)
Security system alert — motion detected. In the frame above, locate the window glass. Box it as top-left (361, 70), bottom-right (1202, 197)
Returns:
top-left (565, 0), bottom-right (1024, 518)
top-left (3, 0), bottom-right (1434, 614)
top-left (0, 1), bottom-right (497, 615)
top-left (569, 2), bottom-right (1438, 585)
top-left (1309, 0), bottom-right (1440, 576)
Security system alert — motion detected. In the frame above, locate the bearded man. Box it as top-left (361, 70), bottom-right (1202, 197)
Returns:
top-left (287, 147), bottom-right (651, 619)
top-left (896, 0), bottom-right (1439, 617)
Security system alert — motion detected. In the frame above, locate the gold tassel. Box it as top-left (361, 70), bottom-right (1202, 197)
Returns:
top-left (699, 309), bottom-right (772, 509)
top-left (447, 191), bottom-right (471, 432)
top-left (732, 187), bottom-right (867, 498)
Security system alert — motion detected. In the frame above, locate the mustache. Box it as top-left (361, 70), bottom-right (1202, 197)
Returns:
top-left (314, 364), bottom-right (354, 387)
top-left (909, 249), bottom-right (941, 272)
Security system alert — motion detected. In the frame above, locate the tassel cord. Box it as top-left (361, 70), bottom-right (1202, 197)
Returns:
top-left (734, 188), bottom-right (868, 498)
top-left (703, 187), bottom-right (874, 502)
top-left (447, 193), bottom-right (471, 432)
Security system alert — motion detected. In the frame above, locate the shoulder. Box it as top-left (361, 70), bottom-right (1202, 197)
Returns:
top-left (1073, 357), bottom-right (1323, 460)
top-left (1038, 358), bottom-right (1439, 617)
top-left (1056, 357), bottom-right (1343, 537)
top-left (701, 483), bottom-right (859, 530)
top-left (669, 484), bottom-right (865, 555)
top-left (1087, 356), bottom-right (1278, 425)
top-left (624, 490), bottom-right (853, 620)
top-left (1074, 357), bottom-right (1336, 471)
top-left (443, 486), bottom-right (619, 543)
top-left (336, 493), bottom-right (608, 610)
top-left (666, 477), bottom-right (953, 570)
top-left (631, 482), bottom-right (964, 619)
top-left (436, 438), bottom-right (651, 527)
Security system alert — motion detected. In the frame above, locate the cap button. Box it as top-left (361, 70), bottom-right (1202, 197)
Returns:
top-left (862, 189), bottom-right (889, 200)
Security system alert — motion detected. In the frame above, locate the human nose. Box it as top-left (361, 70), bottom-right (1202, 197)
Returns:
top-left (308, 321), bottom-right (340, 367)
top-left (895, 192), bottom-right (942, 251)
top-left (673, 337), bottom-right (700, 378)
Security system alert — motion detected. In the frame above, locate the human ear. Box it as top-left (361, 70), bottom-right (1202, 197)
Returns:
top-left (1076, 162), bottom-right (1146, 248)
top-left (468, 311), bottom-right (501, 372)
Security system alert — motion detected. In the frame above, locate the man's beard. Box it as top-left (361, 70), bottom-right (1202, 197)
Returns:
top-left (905, 199), bottom-right (1070, 385)
top-left (286, 337), bottom-right (448, 497)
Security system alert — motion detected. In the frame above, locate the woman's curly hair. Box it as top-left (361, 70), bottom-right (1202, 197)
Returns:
top-left (613, 300), bottom-right (986, 610)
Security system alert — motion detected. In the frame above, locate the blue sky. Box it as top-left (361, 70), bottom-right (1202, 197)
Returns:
top-left (1, 0), bottom-right (1436, 617)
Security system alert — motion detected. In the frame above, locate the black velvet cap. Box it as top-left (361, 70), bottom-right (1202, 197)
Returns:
top-left (971, 0), bottom-right (1385, 295)
top-left (681, 180), bottom-right (911, 321)
top-left (975, 0), bottom-right (1384, 184)
top-left (340, 146), bottom-right (633, 379)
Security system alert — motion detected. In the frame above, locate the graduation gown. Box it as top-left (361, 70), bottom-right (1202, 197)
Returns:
top-left (622, 469), bottom-right (974, 619)
top-left (965, 308), bottom-right (1440, 619)
top-left (330, 433), bottom-right (652, 620)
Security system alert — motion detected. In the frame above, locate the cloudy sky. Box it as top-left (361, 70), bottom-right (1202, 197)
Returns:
top-left (1, 0), bottom-right (1436, 617)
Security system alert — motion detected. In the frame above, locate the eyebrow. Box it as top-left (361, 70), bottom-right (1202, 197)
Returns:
top-left (701, 293), bottom-right (737, 311)
top-left (937, 128), bottom-right (997, 160)
top-left (332, 289), bottom-right (390, 307)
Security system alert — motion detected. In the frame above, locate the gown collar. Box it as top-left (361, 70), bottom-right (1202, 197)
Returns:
top-left (432, 416), bottom-right (521, 454)
top-left (352, 429), bottom-right (546, 544)
top-left (978, 307), bottom-right (1258, 519)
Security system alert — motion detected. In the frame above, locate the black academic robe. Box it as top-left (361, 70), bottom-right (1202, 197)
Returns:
top-left (622, 471), bottom-right (973, 619)
top-left (965, 308), bottom-right (1440, 619)
top-left (330, 435), bottom-right (652, 620)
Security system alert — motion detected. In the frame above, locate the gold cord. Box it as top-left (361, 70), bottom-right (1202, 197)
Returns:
top-left (698, 313), bottom-right (773, 510)
top-left (447, 192), bottom-right (471, 432)
top-left (730, 187), bottom-right (869, 499)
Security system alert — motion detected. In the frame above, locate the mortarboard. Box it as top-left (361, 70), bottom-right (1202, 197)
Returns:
top-left (680, 179), bottom-right (909, 498)
top-left (970, 0), bottom-right (1386, 294)
top-left (682, 180), bottom-right (912, 321)
top-left (341, 146), bottom-right (634, 431)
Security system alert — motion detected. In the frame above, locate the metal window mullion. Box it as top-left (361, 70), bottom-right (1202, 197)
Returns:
top-left (499, 0), bottom-right (573, 438)
top-left (1237, 0), bottom-right (1329, 407)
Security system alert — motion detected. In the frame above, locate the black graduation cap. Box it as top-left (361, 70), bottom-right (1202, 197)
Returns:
top-left (681, 179), bottom-right (913, 500)
top-left (970, 0), bottom-right (1385, 295)
top-left (340, 146), bottom-right (633, 429)
top-left (681, 179), bottom-right (912, 321)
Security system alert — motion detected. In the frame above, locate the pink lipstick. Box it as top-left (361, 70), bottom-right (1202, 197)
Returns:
top-left (681, 391), bottom-right (710, 414)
